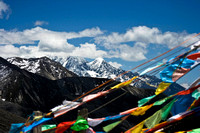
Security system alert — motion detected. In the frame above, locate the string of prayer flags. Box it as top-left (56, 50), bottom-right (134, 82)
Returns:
top-left (110, 76), bottom-right (138, 90)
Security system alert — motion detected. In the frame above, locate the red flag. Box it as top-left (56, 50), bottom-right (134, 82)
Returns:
top-left (55, 121), bottom-right (75, 133)
top-left (177, 85), bottom-right (200, 95)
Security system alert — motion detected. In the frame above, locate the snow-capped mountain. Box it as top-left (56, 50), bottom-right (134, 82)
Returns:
top-left (53, 56), bottom-right (138, 82)
top-left (7, 57), bottom-right (77, 80)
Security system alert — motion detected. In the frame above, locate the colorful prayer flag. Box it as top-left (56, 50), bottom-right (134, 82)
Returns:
top-left (71, 116), bottom-right (89, 131)
top-left (103, 120), bottom-right (121, 132)
top-left (111, 76), bottom-right (138, 90)
top-left (138, 95), bottom-right (156, 107)
top-left (131, 104), bottom-right (153, 116)
top-left (55, 121), bottom-right (75, 133)
top-left (125, 121), bottom-right (145, 133)
top-left (155, 82), bottom-right (171, 95)
top-left (42, 124), bottom-right (56, 131)
top-left (82, 90), bottom-right (109, 102)
top-left (9, 123), bottom-right (24, 133)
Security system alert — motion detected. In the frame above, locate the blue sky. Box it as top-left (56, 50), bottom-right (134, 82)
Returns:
top-left (0, 0), bottom-right (199, 86)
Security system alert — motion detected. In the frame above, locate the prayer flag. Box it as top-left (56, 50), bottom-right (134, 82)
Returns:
top-left (42, 124), bottom-right (56, 131)
top-left (88, 118), bottom-right (105, 127)
top-left (51, 101), bottom-right (82, 118)
top-left (71, 116), bottom-right (89, 131)
top-left (171, 95), bottom-right (195, 116)
top-left (55, 121), bottom-right (75, 133)
top-left (161, 98), bottom-right (176, 120)
top-left (125, 121), bottom-right (145, 133)
top-left (131, 104), bottom-right (153, 116)
top-left (9, 123), bottom-right (24, 133)
top-left (145, 110), bottom-right (162, 129)
top-left (111, 76), bottom-right (138, 89)
top-left (155, 82), bottom-right (171, 95)
top-left (82, 90), bottom-right (109, 102)
top-left (103, 120), bottom-right (121, 132)
top-left (138, 95), bottom-right (156, 107)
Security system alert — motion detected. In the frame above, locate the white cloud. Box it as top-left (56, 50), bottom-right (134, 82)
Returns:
top-left (71, 43), bottom-right (107, 59)
top-left (0, 27), bottom-right (105, 59)
top-left (0, 45), bottom-right (20, 57)
top-left (95, 26), bottom-right (195, 48)
top-left (0, 27), bottom-right (103, 53)
top-left (94, 26), bottom-right (196, 61)
top-left (108, 42), bottom-right (147, 61)
top-left (108, 61), bottom-right (122, 68)
top-left (34, 20), bottom-right (49, 26)
top-left (0, 0), bottom-right (11, 19)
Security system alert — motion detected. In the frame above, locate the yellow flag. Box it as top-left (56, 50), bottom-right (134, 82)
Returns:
top-left (131, 104), bottom-right (153, 116)
top-left (125, 121), bottom-right (145, 133)
top-left (155, 82), bottom-right (171, 95)
top-left (111, 76), bottom-right (138, 90)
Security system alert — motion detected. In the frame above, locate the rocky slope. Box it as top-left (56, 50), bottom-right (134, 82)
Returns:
top-left (7, 56), bottom-right (77, 80)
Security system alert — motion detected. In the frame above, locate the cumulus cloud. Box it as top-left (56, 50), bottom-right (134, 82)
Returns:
top-left (34, 20), bottom-right (49, 26)
top-left (0, 27), bottom-right (103, 52)
top-left (0, 0), bottom-right (11, 19)
top-left (108, 42), bottom-right (147, 61)
top-left (0, 27), bottom-right (105, 59)
top-left (71, 43), bottom-right (107, 58)
top-left (108, 61), bottom-right (122, 68)
top-left (94, 26), bottom-right (196, 61)
top-left (95, 26), bottom-right (195, 48)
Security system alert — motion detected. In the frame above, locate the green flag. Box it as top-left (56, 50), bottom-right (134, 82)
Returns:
top-left (145, 98), bottom-right (176, 129)
top-left (161, 98), bottom-right (176, 120)
top-left (188, 128), bottom-right (200, 133)
top-left (153, 96), bottom-right (172, 106)
top-left (103, 120), bottom-right (122, 132)
top-left (70, 116), bottom-right (89, 131)
top-left (145, 110), bottom-right (162, 129)
top-left (42, 124), bottom-right (56, 131)
top-left (138, 95), bottom-right (156, 107)
top-left (192, 90), bottom-right (200, 100)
